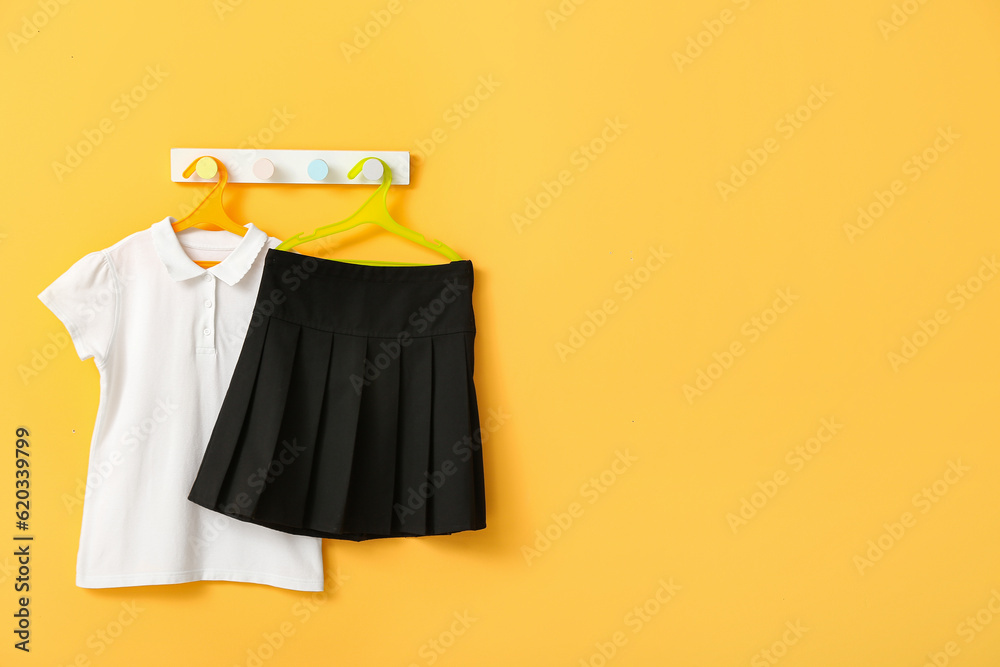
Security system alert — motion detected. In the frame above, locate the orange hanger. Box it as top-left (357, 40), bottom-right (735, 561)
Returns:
top-left (173, 156), bottom-right (247, 269)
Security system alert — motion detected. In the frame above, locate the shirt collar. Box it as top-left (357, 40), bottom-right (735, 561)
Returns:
top-left (151, 216), bottom-right (269, 286)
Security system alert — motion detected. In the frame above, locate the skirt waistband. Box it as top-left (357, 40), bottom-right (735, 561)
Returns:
top-left (250, 249), bottom-right (476, 338)
top-left (265, 248), bottom-right (474, 282)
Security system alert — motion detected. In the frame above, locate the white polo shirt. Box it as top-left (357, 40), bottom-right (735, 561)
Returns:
top-left (39, 217), bottom-right (325, 591)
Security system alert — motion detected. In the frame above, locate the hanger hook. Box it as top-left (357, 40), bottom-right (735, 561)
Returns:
top-left (178, 156), bottom-right (232, 224)
top-left (182, 156), bottom-right (229, 188)
top-left (348, 157), bottom-right (392, 187)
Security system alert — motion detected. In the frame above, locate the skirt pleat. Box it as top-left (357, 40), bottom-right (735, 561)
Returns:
top-left (339, 337), bottom-right (402, 537)
top-left (251, 325), bottom-right (333, 527)
top-left (464, 332), bottom-right (487, 529)
top-left (188, 315), bottom-right (272, 509)
top-left (391, 336), bottom-right (433, 535)
top-left (303, 333), bottom-right (367, 534)
top-left (220, 317), bottom-right (302, 512)
top-left (428, 333), bottom-right (478, 534)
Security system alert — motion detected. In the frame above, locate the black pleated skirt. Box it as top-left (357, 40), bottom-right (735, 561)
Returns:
top-left (187, 249), bottom-right (486, 541)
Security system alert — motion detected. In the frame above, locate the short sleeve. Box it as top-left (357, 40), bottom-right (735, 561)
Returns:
top-left (38, 250), bottom-right (119, 365)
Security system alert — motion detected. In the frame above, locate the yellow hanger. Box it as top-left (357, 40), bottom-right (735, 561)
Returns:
top-left (173, 156), bottom-right (248, 269)
top-left (276, 158), bottom-right (461, 266)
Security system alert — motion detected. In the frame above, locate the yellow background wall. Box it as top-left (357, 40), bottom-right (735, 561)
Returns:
top-left (3, 0), bottom-right (1000, 664)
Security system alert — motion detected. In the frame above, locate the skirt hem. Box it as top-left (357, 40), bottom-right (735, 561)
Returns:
top-left (187, 495), bottom-right (485, 541)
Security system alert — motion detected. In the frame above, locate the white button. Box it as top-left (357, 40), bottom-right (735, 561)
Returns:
top-left (205, 300), bottom-right (213, 308)
top-left (203, 328), bottom-right (212, 336)
top-left (204, 273), bottom-right (213, 281)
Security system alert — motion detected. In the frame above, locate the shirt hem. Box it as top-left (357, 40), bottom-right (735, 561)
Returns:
top-left (76, 569), bottom-right (325, 591)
